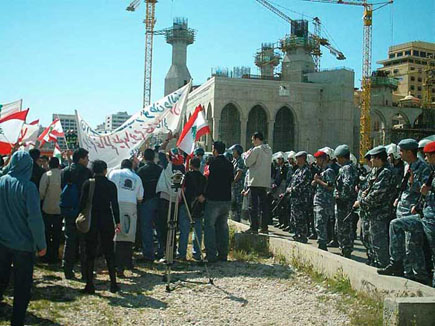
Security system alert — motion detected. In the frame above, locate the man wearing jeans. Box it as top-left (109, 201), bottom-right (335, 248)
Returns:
top-left (137, 149), bottom-right (162, 262)
top-left (203, 141), bottom-right (234, 262)
top-left (0, 151), bottom-right (46, 326)
top-left (243, 132), bottom-right (273, 234)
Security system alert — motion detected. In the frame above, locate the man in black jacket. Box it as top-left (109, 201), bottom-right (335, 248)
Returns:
top-left (29, 149), bottom-right (45, 188)
top-left (61, 148), bottom-right (92, 280)
top-left (79, 160), bottom-right (121, 294)
top-left (203, 141), bottom-right (234, 262)
top-left (137, 149), bottom-right (162, 261)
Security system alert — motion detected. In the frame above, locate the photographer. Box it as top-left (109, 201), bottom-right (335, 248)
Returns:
top-left (155, 132), bottom-right (185, 258)
top-left (177, 157), bottom-right (206, 260)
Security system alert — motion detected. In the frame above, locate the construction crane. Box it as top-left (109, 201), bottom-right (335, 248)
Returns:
top-left (126, 0), bottom-right (157, 108)
top-left (255, 0), bottom-right (346, 71)
top-left (299, 0), bottom-right (393, 160)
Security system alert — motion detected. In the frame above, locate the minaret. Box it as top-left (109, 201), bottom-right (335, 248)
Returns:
top-left (255, 43), bottom-right (281, 78)
top-left (164, 18), bottom-right (195, 95)
top-left (280, 20), bottom-right (315, 82)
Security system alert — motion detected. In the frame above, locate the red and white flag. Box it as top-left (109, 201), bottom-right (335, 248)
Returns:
top-left (0, 99), bottom-right (22, 119)
top-left (38, 119), bottom-right (64, 147)
top-left (0, 109), bottom-right (29, 155)
top-left (19, 122), bottom-right (40, 148)
top-left (176, 105), bottom-right (210, 156)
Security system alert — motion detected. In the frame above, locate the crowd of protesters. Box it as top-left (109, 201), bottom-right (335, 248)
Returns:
top-left (0, 131), bottom-right (434, 326)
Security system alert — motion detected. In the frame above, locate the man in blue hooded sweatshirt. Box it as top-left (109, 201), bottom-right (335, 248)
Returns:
top-left (0, 151), bottom-right (46, 326)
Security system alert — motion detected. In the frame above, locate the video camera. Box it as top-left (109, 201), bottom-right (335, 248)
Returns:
top-left (171, 170), bottom-right (184, 189)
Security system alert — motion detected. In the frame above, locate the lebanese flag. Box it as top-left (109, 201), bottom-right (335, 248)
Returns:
top-left (0, 109), bottom-right (29, 155)
top-left (176, 105), bottom-right (210, 156)
top-left (0, 99), bottom-right (22, 119)
top-left (19, 122), bottom-right (40, 147)
top-left (38, 119), bottom-right (65, 147)
top-left (53, 142), bottom-right (62, 159)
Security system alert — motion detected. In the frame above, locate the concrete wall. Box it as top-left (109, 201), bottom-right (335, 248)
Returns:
top-left (186, 70), bottom-right (356, 154)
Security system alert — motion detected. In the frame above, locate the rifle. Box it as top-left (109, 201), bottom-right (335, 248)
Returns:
top-left (413, 170), bottom-right (434, 217)
top-left (343, 166), bottom-right (384, 223)
top-left (271, 191), bottom-right (290, 215)
top-left (394, 169), bottom-right (412, 215)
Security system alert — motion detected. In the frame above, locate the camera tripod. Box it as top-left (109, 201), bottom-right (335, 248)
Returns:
top-left (163, 178), bottom-right (214, 292)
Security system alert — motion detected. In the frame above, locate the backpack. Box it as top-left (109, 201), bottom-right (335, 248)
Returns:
top-left (59, 183), bottom-right (80, 218)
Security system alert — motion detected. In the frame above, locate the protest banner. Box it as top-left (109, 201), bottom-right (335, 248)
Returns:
top-left (76, 82), bottom-right (191, 170)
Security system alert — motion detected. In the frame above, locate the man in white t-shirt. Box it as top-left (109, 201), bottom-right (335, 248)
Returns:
top-left (108, 159), bottom-right (144, 276)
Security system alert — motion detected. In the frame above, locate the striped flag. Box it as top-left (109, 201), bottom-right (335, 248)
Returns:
top-left (53, 142), bottom-right (62, 159)
top-left (176, 105), bottom-right (210, 156)
top-left (0, 100), bottom-right (22, 119)
top-left (0, 109), bottom-right (29, 154)
top-left (38, 119), bottom-right (65, 147)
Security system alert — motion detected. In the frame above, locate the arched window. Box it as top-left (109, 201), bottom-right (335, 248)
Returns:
top-left (246, 105), bottom-right (268, 150)
top-left (219, 104), bottom-right (241, 148)
top-left (273, 107), bottom-right (294, 151)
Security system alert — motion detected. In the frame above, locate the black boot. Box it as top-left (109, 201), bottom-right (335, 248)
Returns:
top-left (107, 256), bottom-right (119, 293)
top-left (318, 243), bottom-right (328, 251)
top-left (81, 260), bottom-right (95, 294)
top-left (377, 261), bottom-right (404, 276)
top-left (327, 240), bottom-right (339, 248)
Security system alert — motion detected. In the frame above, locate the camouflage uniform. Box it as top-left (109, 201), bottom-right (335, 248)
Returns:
top-left (289, 164), bottom-right (312, 241)
top-left (389, 160), bottom-right (405, 221)
top-left (334, 161), bottom-right (358, 256)
top-left (313, 164), bottom-right (335, 246)
top-left (359, 164), bottom-right (394, 268)
top-left (231, 156), bottom-right (246, 222)
top-left (422, 166), bottom-right (435, 287)
top-left (357, 167), bottom-right (374, 262)
top-left (284, 165), bottom-right (295, 229)
top-left (391, 158), bottom-right (431, 280)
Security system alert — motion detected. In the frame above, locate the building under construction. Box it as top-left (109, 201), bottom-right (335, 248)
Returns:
top-left (184, 19), bottom-right (356, 153)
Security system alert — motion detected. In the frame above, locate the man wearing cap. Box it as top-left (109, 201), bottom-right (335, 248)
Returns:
top-left (388, 144), bottom-right (405, 222)
top-left (414, 141), bottom-right (435, 287)
top-left (354, 146), bottom-right (393, 268)
top-left (229, 144), bottom-right (246, 222)
top-left (312, 150), bottom-right (335, 250)
top-left (334, 144), bottom-right (358, 258)
top-left (378, 139), bottom-right (430, 283)
top-left (287, 151), bottom-right (312, 243)
top-left (356, 150), bottom-right (375, 265)
top-left (277, 152), bottom-right (296, 231)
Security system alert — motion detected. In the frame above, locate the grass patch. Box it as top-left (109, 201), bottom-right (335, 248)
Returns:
top-left (290, 255), bottom-right (383, 326)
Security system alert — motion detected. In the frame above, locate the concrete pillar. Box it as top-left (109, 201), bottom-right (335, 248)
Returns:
top-left (240, 118), bottom-right (248, 150)
top-left (268, 120), bottom-right (275, 150)
top-left (213, 117), bottom-right (220, 142)
top-left (383, 297), bottom-right (435, 326)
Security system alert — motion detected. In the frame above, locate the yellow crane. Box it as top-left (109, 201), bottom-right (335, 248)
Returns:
top-left (127, 0), bottom-right (157, 108)
top-left (301, 0), bottom-right (393, 160)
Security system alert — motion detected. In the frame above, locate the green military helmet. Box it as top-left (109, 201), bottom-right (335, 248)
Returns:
top-left (334, 144), bottom-right (350, 158)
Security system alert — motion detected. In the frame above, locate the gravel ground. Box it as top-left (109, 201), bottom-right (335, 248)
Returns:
top-left (0, 255), bottom-right (354, 326)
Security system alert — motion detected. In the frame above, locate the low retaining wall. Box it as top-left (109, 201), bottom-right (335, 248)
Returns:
top-left (230, 221), bottom-right (435, 325)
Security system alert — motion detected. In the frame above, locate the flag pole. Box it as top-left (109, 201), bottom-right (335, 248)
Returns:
top-left (56, 114), bottom-right (69, 151)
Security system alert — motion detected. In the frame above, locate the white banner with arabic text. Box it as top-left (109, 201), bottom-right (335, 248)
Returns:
top-left (76, 82), bottom-right (191, 170)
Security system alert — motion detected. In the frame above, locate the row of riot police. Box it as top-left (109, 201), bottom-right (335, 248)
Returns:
top-left (229, 138), bottom-right (435, 287)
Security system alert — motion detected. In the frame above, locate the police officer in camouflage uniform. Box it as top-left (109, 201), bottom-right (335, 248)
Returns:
top-left (287, 151), bottom-right (312, 243)
top-left (280, 152), bottom-right (296, 231)
top-left (387, 144), bottom-right (405, 223)
top-left (334, 145), bottom-right (358, 258)
top-left (378, 139), bottom-right (431, 284)
top-left (415, 141), bottom-right (435, 287)
top-left (229, 144), bottom-right (245, 222)
top-left (356, 151), bottom-right (374, 264)
top-left (354, 146), bottom-right (393, 268)
top-left (312, 150), bottom-right (335, 251)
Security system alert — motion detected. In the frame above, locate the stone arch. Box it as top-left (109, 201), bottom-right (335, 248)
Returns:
top-left (371, 110), bottom-right (386, 147)
top-left (219, 103), bottom-right (241, 148)
top-left (273, 106), bottom-right (294, 151)
top-left (246, 105), bottom-right (268, 150)
top-left (391, 111), bottom-right (411, 129)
